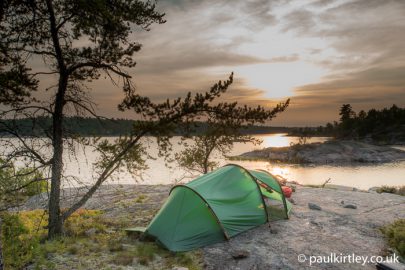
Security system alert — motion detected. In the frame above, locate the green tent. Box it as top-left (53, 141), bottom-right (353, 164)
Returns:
top-left (142, 164), bottom-right (292, 251)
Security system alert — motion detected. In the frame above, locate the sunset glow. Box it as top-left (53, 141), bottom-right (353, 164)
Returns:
top-left (25, 0), bottom-right (405, 126)
top-left (234, 62), bottom-right (326, 98)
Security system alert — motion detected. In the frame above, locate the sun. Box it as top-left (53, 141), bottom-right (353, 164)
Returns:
top-left (233, 62), bottom-right (326, 99)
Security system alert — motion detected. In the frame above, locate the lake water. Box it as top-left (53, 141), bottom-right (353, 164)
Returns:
top-left (3, 134), bottom-right (405, 190)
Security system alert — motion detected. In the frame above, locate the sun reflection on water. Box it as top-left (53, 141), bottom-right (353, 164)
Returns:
top-left (260, 134), bottom-right (291, 148)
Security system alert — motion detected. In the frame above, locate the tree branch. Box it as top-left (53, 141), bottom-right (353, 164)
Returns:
top-left (0, 127), bottom-right (49, 165)
top-left (67, 62), bottom-right (131, 78)
top-left (62, 132), bottom-right (146, 220)
top-left (4, 177), bottom-right (50, 194)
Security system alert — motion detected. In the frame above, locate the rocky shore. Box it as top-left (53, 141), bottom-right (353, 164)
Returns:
top-left (235, 140), bottom-right (405, 164)
top-left (17, 184), bottom-right (405, 270)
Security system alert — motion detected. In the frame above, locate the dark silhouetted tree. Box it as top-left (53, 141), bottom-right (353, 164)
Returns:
top-left (0, 1), bottom-right (290, 240)
top-left (0, 0), bottom-right (166, 238)
top-left (339, 104), bottom-right (356, 123)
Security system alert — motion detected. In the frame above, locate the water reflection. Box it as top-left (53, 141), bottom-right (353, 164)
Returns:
top-left (2, 134), bottom-right (404, 189)
top-left (220, 134), bottom-right (405, 190)
top-left (230, 160), bottom-right (405, 190)
top-left (49, 134), bottom-right (405, 190)
top-left (257, 133), bottom-right (330, 148)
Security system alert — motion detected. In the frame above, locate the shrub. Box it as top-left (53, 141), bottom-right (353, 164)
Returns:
top-left (377, 186), bottom-right (405, 196)
top-left (0, 159), bottom-right (48, 208)
top-left (397, 186), bottom-right (405, 196)
top-left (18, 169), bottom-right (48, 196)
top-left (1, 209), bottom-right (107, 269)
top-left (63, 209), bottom-right (105, 236)
top-left (380, 219), bottom-right (405, 258)
top-left (1, 212), bottom-right (40, 269)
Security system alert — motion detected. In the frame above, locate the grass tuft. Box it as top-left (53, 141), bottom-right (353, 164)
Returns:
top-left (135, 242), bottom-right (158, 265)
top-left (111, 250), bottom-right (134, 266)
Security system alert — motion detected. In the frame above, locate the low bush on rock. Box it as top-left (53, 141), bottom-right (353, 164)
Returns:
top-left (377, 186), bottom-right (405, 196)
top-left (380, 219), bottom-right (405, 258)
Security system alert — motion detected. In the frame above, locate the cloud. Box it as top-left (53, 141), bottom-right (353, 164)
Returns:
top-left (16, 0), bottom-right (405, 126)
top-left (135, 49), bottom-right (265, 74)
top-left (98, 0), bottom-right (405, 125)
top-left (281, 9), bottom-right (316, 33)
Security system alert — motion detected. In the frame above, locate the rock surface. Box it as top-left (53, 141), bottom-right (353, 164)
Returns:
top-left (18, 185), bottom-right (405, 270)
top-left (343, 204), bottom-right (358, 209)
top-left (230, 249), bottom-right (250, 259)
top-left (308, 202), bottom-right (322, 210)
top-left (203, 187), bottom-right (405, 270)
top-left (236, 140), bottom-right (405, 164)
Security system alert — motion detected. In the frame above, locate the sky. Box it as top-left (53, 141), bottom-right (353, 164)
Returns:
top-left (44, 0), bottom-right (405, 126)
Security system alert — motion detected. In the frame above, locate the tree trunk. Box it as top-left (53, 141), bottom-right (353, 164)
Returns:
top-left (203, 152), bottom-right (211, 174)
top-left (47, 76), bottom-right (67, 238)
top-left (203, 161), bottom-right (208, 174)
top-left (203, 143), bottom-right (215, 174)
top-left (45, 0), bottom-right (68, 239)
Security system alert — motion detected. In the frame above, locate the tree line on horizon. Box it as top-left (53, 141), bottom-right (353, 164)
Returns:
top-left (290, 104), bottom-right (405, 143)
top-left (0, 116), bottom-right (292, 137)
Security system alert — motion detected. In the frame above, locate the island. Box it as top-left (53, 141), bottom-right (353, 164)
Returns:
top-left (234, 140), bottom-right (405, 164)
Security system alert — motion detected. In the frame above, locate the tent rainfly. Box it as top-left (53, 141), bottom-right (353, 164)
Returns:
top-left (135, 164), bottom-right (292, 251)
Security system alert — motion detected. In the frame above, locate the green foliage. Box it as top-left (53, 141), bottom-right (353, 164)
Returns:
top-left (1, 212), bottom-right (31, 269)
top-left (135, 243), bottom-right (158, 265)
top-left (1, 209), bottom-right (203, 269)
top-left (0, 160), bottom-right (48, 208)
top-left (377, 186), bottom-right (405, 196)
top-left (63, 209), bottom-right (105, 237)
top-left (380, 219), bottom-right (405, 258)
top-left (0, 209), bottom-right (107, 269)
top-left (14, 168), bottom-right (48, 197)
top-left (175, 136), bottom-right (221, 174)
top-left (0, 211), bottom-right (48, 269)
top-left (95, 137), bottom-right (148, 176)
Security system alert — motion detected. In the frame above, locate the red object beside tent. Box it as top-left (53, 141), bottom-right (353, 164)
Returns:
top-left (282, 186), bottom-right (292, 198)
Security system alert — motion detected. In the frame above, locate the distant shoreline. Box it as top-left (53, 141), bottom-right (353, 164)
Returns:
top-left (233, 140), bottom-right (405, 164)
top-left (0, 116), bottom-right (294, 137)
